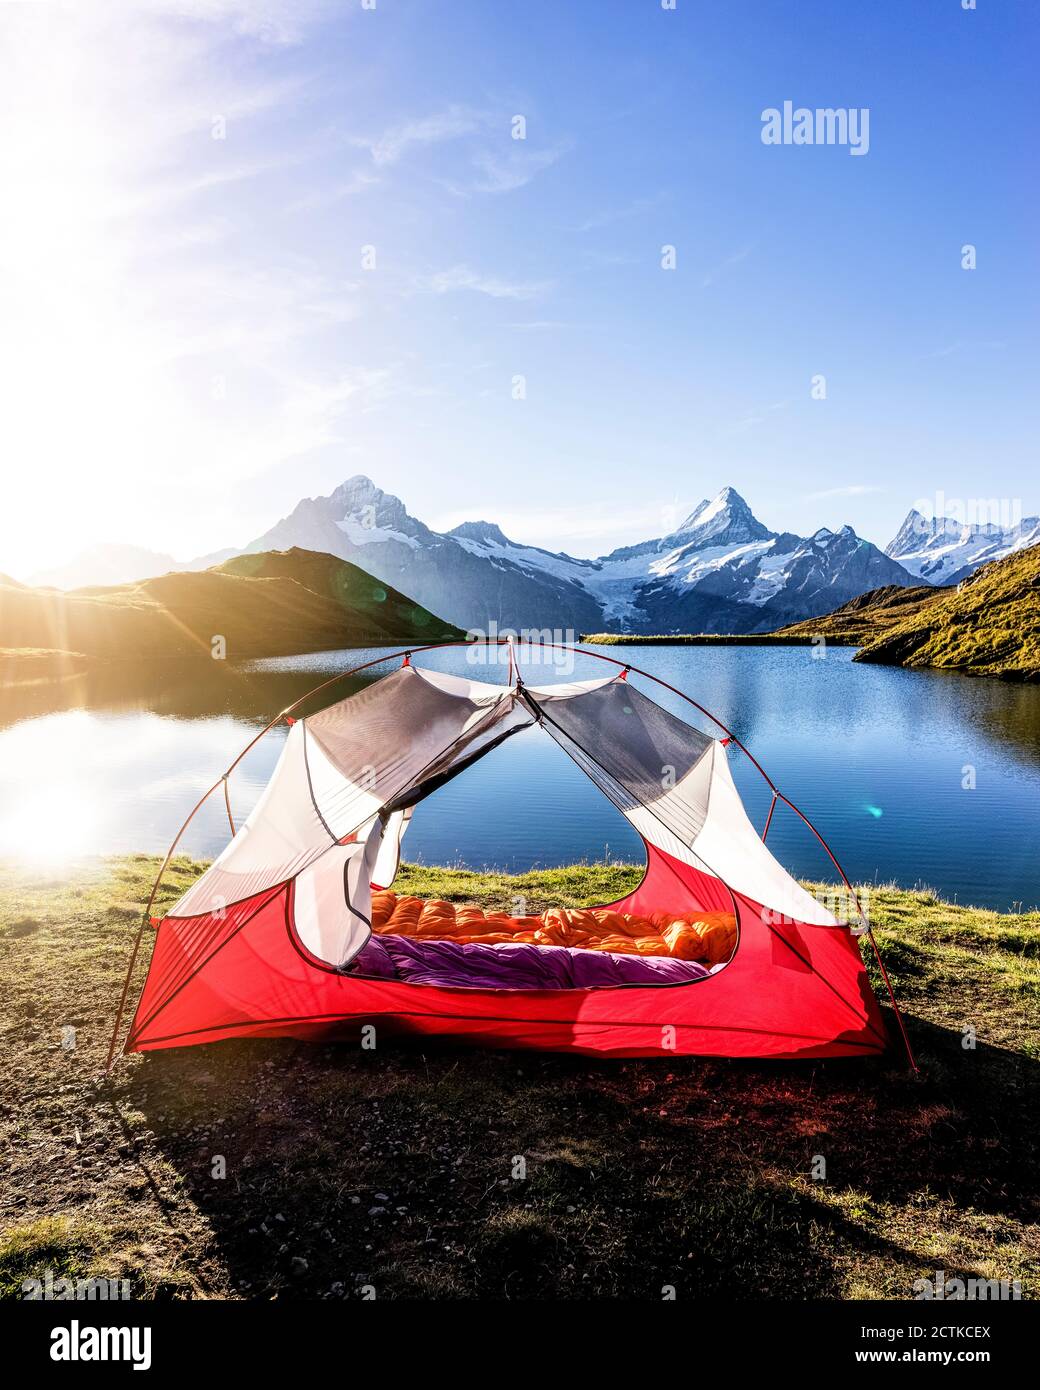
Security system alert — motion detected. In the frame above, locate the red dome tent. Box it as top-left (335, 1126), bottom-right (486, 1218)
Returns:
top-left (109, 642), bottom-right (914, 1068)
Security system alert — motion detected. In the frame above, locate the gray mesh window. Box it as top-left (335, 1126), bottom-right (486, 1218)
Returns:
top-left (525, 679), bottom-right (715, 846)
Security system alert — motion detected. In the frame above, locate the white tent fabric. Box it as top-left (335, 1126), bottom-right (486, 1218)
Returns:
top-left (625, 743), bottom-right (836, 926)
top-left (171, 720), bottom-right (340, 919)
top-left (372, 806), bottom-right (413, 890)
top-left (410, 666), bottom-right (617, 702)
top-left (172, 667), bottom-right (519, 919)
top-left (292, 822), bottom-right (385, 968)
top-left (167, 662), bottom-right (835, 965)
top-left (408, 666), bottom-right (513, 703)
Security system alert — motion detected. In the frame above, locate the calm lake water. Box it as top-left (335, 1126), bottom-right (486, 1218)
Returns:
top-left (2, 644), bottom-right (1039, 911)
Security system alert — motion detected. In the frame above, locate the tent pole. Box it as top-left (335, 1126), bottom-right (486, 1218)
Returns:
top-left (104, 776), bottom-right (225, 1070)
top-left (104, 920), bottom-right (147, 1072)
top-left (862, 926), bottom-right (919, 1072)
top-left (775, 792), bottom-right (918, 1073)
top-left (762, 790), bottom-right (778, 841)
top-left (222, 775), bottom-right (236, 835)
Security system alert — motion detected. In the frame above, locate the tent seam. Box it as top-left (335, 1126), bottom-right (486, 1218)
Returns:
top-left (133, 1013), bottom-right (884, 1051)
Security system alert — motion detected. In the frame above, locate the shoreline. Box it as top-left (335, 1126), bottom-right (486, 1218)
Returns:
top-left (0, 639), bottom-right (432, 688)
top-left (3, 850), bottom-right (1038, 923)
top-left (581, 632), bottom-right (851, 646)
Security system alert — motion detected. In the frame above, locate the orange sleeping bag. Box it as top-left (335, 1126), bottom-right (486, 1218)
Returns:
top-left (370, 892), bottom-right (737, 967)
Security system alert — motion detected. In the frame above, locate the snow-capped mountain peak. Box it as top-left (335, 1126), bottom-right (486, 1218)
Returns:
top-left (447, 520), bottom-right (513, 547)
top-left (24, 465), bottom-right (1035, 640)
top-left (330, 473), bottom-right (381, 506)
top-left (215, 476), bottom-right (924, 634)
top-left (886, 506), bottom-right (1040, 586)
top-left (329, 474), bottom-right (427, 539)
top-left (812, 524), bottom-right (857, 547)
top-left (673, 486), bottom-right (771, 547)
top-left (21, 474), bottom-right (932, 635)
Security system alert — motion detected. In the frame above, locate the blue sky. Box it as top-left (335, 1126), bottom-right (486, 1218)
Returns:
top-left (1, 0), bottom-right (1036, 576)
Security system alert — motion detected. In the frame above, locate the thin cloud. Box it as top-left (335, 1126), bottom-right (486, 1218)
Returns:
top-left (921, 339), bottom-right (1006, 360)
top-left (142, 0), bottom-right (337, 47)
top-left (577, 193), bottom-right (668, 233)
top-left (353, 106), bottom-right (567, 194)
top-left (719, 414), bottom-right (763, 437)
top-left (111, 157), bottom-right (291, 220)
top-left (419, 265), bottom-right (552, 300)
top-left (353, 106), bottom-right (484, 166)
top-left (468, 143), bottom-right (569, 193)
top-left (286, 169), bottom-right (380, 213)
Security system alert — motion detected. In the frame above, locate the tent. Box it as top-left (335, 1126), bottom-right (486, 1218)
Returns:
top-left (112, 644), bottom-right (914, 1066)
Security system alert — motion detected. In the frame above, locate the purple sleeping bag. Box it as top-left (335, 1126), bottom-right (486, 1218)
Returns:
top-left (353, 934), bottom-right (709, 991)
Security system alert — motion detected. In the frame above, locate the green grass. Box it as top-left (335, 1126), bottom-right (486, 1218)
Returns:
top-left (582, 586), bottom-right (942, 649)
top-left (1, 855), bottom-right (1037, 1301)
top-left (775, 584), bottom-right (945, 645)
top-left (854, 543), bottom-right (1040, 680)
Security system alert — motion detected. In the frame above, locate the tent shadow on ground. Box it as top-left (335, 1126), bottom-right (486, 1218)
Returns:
top-left (816, 1016), bottom-right (1039, 1227)
top-left (119, 1003), bottom-right (1039, 1299)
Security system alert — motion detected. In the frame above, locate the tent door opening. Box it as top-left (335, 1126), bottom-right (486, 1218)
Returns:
top-left (290, 724), bottom-right (741, 992)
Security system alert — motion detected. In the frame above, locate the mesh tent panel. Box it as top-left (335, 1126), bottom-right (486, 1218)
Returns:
top-left (526, 679), bottom-right (715, 846)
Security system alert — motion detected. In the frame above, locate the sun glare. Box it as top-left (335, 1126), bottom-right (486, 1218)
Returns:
top-left (0, 782), bottom-right (103, 865)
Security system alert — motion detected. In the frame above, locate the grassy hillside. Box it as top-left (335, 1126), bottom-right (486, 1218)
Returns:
top-left (584, 586), bottom-right (945, 648)
top-left (582, 586), bottom-right (944, 648)
top-left (773, 584), bottom-right (945, 644)
top-left (854, 542), bottom-right (1040, 681)
top-left (0, 548), bottom-right (462, 665)
top-left (1, 855), bottom-right (1037, 1300)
